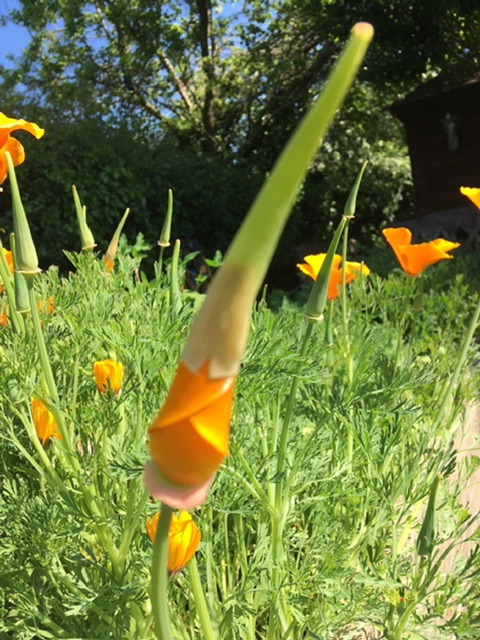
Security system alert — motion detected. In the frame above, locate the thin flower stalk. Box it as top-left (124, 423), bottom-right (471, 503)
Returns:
top-left (169, 238), bottom-right (182, 313)
top-left (151, 505), bottom-right (175, 640)
top-left (187, 557), bottom-right (218, 640)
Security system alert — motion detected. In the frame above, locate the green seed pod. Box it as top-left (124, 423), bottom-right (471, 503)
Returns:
top-left (158, 189), bottom-right (173, 248)
top-left (5, 153), bottom-right (40, 276)
top-left (72, 185), bottom-right (96, 251)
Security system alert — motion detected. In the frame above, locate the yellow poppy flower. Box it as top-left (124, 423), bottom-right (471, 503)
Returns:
top-left (93, 359), bottom-right (124, 394)
top-left (146, 510), bottom-right (201, 573)
top-left (0, 113), bottom-right (45, 184)
top-left (297, 253), bottom-right (370, 300)
top-left (31, 398), bottom-right (62, 444)
top-left (383, 227), bottom-right (460, 277)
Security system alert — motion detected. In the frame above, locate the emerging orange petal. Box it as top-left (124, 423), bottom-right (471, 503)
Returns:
top-left (149, 360), bottom-right (235, 487)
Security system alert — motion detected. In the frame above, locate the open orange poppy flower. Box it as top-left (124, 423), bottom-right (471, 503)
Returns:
top-left (382, 228), bottom-right (460, 277)
top-left (297, 253), bottom-right (370, 300)
top-left (0, 113), bottom-right (45, 184)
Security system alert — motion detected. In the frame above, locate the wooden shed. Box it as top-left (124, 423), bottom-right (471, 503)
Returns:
top-left (390, 74), bottom-right (480, 239)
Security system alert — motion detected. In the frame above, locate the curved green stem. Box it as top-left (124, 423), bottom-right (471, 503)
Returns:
top-left (275, 319), bottom-right (314, 500)
top-left (151, 504), bottom-right (174, 640)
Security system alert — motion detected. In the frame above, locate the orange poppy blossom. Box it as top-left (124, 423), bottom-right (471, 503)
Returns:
top-left (31, 398), bottom-right (62, 444)
top-left (297, 253), bottom-right (370, 300)
top-left (93, 359), bottom-right (124, 394)
top-left (0, 113), bottom-right (45, 184)
top-left (0, 309), bottom-right (7, 326)
top-left (382, 227), bottom-right (460, 277)
top-left (460, 186), bottom-right (480, 209)
top-left (146, 510), bottom-right (201, 573)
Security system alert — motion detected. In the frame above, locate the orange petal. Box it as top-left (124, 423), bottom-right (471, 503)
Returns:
top-left (151, 360), bottom-right (234, 429)
top-left (327, 268), bottom-right (342, 300)
top-left (431, 238), bottom-right (460, 253)
top-left (0, 112), bottom-right (45, 145)
top-left (383, 227), bottom-right (412, 249)
top-left (0, 137), bottom-right (26, 184)
top-left (297, 261), bottom-right (317, 280)
top-left (401, 242), bottom-right (456, 277)
top-left (460, 186), bottom-right (480, 210)
top-left (149, 419), bottom-right (226, 486)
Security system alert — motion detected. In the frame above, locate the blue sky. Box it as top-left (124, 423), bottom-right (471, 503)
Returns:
top-left (0, 0), bottom-right (31, 66)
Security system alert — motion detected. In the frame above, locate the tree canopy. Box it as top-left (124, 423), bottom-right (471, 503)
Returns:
top-left (1, 1), bottom-right (479, 284)
top-left (2, 0), bottom-right (479, 160)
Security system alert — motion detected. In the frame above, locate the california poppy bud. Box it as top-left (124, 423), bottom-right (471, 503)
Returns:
top-left (104, 208), bottom-right (130, 272)
top-left (72, 186), bottom-right (96, 251)
top-left (5, 153), bottom-right (41, 276)
top-left (146, 510), bottom-right (201, 573)
top-left (31, 398), bottom-right (62, 444)
top-left (93, 359), bottom-right (124, 395)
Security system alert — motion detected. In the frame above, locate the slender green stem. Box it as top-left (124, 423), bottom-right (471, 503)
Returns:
top-left (340, 221), bottom-right (354, 386)
top-left (432, 292), bottom-right (480, 434)
top-left (187, 557), bottom-right (218, 640)
top-left (118, 486), bottom-right (149, 564)
top-left (391, 600), bottom-right (418, 640)
top-left (70, 347), bottom-right (80, 419)
top-left (151, 504), bottom-right (174, 640)
top-left (28, 283), bottom-right (73, 448)
top-left (275, 319), bottom-right (314, 502)
top-left (394, 277), bottom-right (415, 368)
top-left (157, 246), bottom-right (165, 281)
